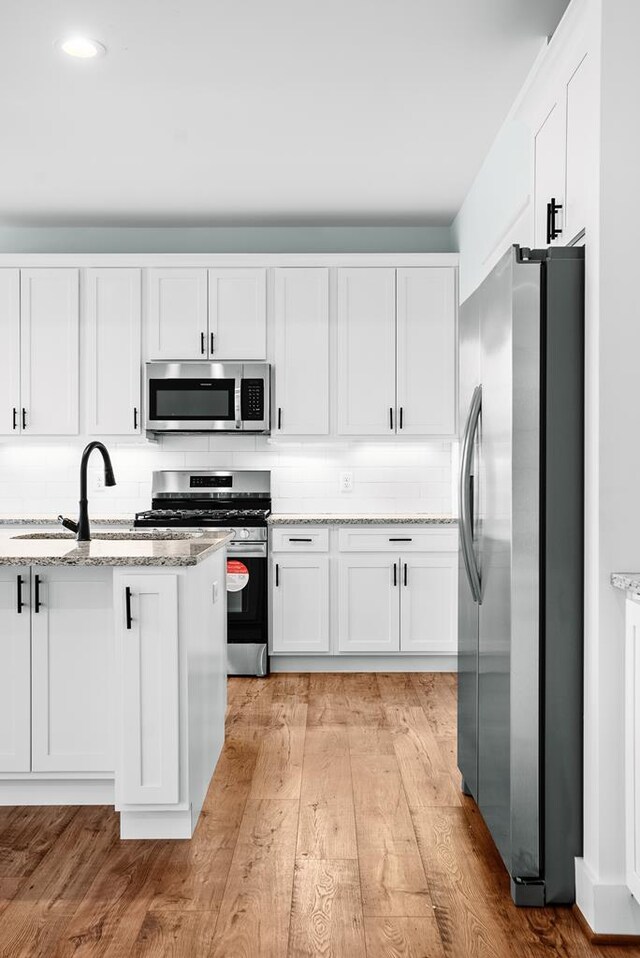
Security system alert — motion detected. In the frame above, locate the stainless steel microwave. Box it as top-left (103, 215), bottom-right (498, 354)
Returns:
top-left (145, 362), bottom-right (270, 434)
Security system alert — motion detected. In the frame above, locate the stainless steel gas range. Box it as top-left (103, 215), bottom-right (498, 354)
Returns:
top-left (134, 470), bottom-right (270, 676)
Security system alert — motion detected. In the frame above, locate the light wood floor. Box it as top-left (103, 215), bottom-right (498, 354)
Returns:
top-left (0, 673), bottom-right (636, 957)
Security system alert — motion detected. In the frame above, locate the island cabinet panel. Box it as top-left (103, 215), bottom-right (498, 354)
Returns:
top-left (30, 567), bottom-right (114, 772)
top-left (116, 573), bottom-right (180, 805)
top-left (0, 570), bottom-right (31, 772)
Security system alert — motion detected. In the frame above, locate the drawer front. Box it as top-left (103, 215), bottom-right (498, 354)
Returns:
top-left (271, 527), bottom-right (329, 552)
top-left (338, 527), bottom-right (457, 553)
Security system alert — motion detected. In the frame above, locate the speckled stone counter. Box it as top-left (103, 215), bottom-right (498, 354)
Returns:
top-left (0, 530), bottom-right (231, 567)
top-left (612, 573), bottom-right (640, 594)
top-left (267, 513), bottom-right (457, 526)
top-left (0, 516), bottom-right (134, 527)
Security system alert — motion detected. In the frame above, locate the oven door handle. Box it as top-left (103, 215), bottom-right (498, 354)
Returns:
top-left (226, 543), bottom-right (267, 558)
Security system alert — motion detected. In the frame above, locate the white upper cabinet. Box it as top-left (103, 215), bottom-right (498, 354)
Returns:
top-left (0, 569), bottom-right (31, 771)
top-left (20, 269), bottom-right (79, 435)
top-left (0, 270), bottom-right (21, 436)
top-left (534, 103), bottom-right (566, 247)
top-left (396, 268), bottom-right (456, 436)
top-left (274, 268), bottom-right (329, 435)
top-left (337, 268), bottom-right (396, 435)
top-left (146, 268), bottom-right (208, 360)
top-left (84, 269), bottom-right (142, 435)
top-left (565, 54), bottom-right (594, 244)
top-left (208, 268), bottom-right (266, 360)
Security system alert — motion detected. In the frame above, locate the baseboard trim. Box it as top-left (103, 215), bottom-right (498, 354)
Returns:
top-left (573, 904), bottom-right (640, 945)
top-left (269, 654), bottom-right (458, 672)
top-left (0, 778), bottom-right (114, 806)
top-left (575, 857), bottom-right (640, 937)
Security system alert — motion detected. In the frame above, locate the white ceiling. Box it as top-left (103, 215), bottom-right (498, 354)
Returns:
top-left (0, 0), bottom-right (570, 227)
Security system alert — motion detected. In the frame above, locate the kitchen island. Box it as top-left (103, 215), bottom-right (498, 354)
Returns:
top-left (0, 530), bottom-right (230, 839)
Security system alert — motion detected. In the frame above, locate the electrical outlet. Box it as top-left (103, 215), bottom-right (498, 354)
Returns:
top-left (212, 581), bottom-right (219, 604)
top-left (340, 471), bottom-right (354, 493)
top-left (93, 473), bottom-right (105, 491)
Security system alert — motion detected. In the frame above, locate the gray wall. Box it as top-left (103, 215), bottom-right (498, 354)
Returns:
top-left (0, 225), bottom-right (455, 254)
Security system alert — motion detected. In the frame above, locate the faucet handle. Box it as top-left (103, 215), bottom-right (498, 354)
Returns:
top-left (58, 515), bottom-right (79, 534)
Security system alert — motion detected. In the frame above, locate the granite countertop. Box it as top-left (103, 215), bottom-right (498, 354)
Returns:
top-left (612, 573), bottom-right (640, 593)
top-left (0, 516), bottom-right (134, 527)
top-left (0, 531), bottom-right (232, 567)
top-left (267, 514), bottom-right (457, 526)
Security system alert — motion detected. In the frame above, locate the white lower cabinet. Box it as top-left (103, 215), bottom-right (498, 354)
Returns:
top-left (272, 556), bottom-right (330, 653)
top-left (399, 554), bottom-right (457, 653)
top-left (271, 525), bottom-right (458, 660)
top-left (116, 573), bottom-right (180, 805)
top-left (338, 554), bottom-right (401, 653)
top-left (0, 570), bottom-right (31, 771)
top-left (31, 567), bottom-right (114, 772)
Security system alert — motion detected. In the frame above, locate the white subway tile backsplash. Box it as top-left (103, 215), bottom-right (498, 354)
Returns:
top-left (0, 438), bottom-right (457, 517)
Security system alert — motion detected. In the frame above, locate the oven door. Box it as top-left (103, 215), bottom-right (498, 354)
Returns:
top-left (226, 543), bottom-right (268, 646)
top-left (146, 362), bottom-right (241, 432)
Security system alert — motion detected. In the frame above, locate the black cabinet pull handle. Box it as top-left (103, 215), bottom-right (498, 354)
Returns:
top-left (393, 562), bottom-right (397, 587)
top-left (21, 408), bottom-right (27, 430)
top-left (275, 563), bottom-right (279, 587)
top-left (288, 537), bottom-right (312, 542)
top-left (210, 332), bottom-right (215, 355)
top-left (34, 574), bottom-right (41, 613)
top-left (389, 407), bottom-right (394, 430)
top-left (12, 408), bottom-right (17, 431)
top-left (133, 407), bottom-right (138, 430)
top-left (546, 197), bottom-right (563, 243)
top-left (278, 407), bottom-right (282, 430)
top-left (389, 537), bottom-right (413, 542)
top-left (16, 575), bottom-right (23, 613)
top-left (399, 407), bottom-right (404, 429)
top-left (404, 562), bottom-right (408, 587)
top-left (200, 331), bottom-right (206, 355)
top-left (125, 586), bottom-right (133, 630)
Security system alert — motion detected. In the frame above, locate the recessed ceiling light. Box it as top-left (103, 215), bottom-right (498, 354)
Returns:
top-left (57, 36), bottom-right (106, 59)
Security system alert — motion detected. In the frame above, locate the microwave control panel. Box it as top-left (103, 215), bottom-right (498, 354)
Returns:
top-left (241, 379), bottom-right (265, 421)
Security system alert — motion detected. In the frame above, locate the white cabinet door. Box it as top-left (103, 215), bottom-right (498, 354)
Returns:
top-left (20, 269), bottom-right (79, 435)
top-left (0, 270), bottom-right (21, 437)
top-left (208, 268), bottom-right (266, 360)
top-left (146, 268), bottom-right (208, 360)
top-left (400, 554), bottom-right (457, 653)
top-left (337, 269), bottom-right (396, 435)
top-left (31, 567), bottom-right (114, 772)
top-left (274, 268), bottom-right (329, 435)
top-left (626, 597), bottom-right (640, 902)
top-left (338, 555), bottom-right (400, 653)
top-left (397, 268), bottom-right (456, 436)
top-left (565, 54), bottom-right (594, 244)
top-left (272, 555), bottom-right (329, 653)
top-left (84, 269), bottom-right (142, 435)
top-left (534, 103), bottom-right (566, 248)
top-left (0, 570), bottom-right (31, 771)
top-left (116, 573), bottom-right (180, 804)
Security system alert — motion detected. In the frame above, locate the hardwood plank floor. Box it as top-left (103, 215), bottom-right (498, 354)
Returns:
top-left (0, 672), bottom-right (630, 957)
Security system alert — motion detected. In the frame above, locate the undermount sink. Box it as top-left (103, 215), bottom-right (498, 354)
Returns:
top-left (12, 531), bottom-right (204, 541)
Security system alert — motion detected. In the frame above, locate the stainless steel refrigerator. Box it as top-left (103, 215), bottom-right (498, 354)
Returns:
top-left (457, 244), bottom-right (584, 906)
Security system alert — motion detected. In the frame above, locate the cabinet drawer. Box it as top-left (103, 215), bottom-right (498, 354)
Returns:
top-left (271, 528), bottom-right (329, 552)
top-left (338, 527), bottom-right (457, 553)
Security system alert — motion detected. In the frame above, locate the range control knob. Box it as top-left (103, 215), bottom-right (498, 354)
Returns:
top-left (237, 528), bottom-right (251, 540)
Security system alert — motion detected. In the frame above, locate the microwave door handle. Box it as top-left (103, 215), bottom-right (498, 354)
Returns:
top-left (235, 370), bottom-right (242, 430)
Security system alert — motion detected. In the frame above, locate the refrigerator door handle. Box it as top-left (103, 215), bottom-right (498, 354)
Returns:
top-left (459, 385), bottom-right (482, 604)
